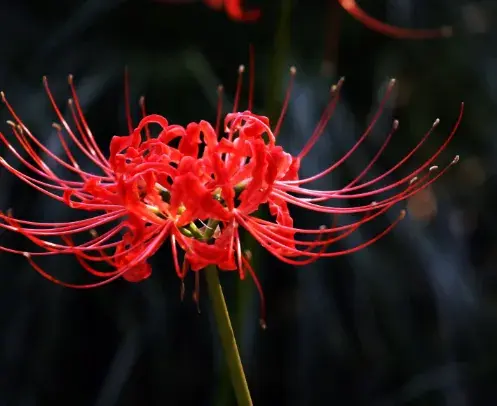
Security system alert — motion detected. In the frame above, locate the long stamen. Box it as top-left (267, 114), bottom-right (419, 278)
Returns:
top-left (232, 65), bottom-right (245, 114)
top-left (216, 85), bottom-right (224, 136)
top-left (273, 66), bottom-right (297, 138)
top-left (67, 75), bottom-right (112, 168)
top-left (124, 67), bottom-right (134, 134)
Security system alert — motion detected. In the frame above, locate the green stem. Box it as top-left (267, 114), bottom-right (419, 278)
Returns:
top-left (205, 265), bottom-right (253, 406)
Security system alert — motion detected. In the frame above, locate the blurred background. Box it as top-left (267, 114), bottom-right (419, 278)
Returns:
top-left (0, 0), bottom-right (496, 405)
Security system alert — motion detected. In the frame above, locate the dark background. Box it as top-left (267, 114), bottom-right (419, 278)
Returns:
top-left (0, 0), bottom-right (496, 405)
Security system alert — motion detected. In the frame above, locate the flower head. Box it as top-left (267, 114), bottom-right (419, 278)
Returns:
top-left (0, 62), bottom-right (462, 322)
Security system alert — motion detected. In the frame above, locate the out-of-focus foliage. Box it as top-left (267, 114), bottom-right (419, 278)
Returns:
top-left (0, 0), bottom-right (496, 405)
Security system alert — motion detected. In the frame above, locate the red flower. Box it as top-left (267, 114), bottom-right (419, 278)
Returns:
top-left (338, 0), bottom-right (452, 39)
top-left (0, 65), bottom-right (462, 321)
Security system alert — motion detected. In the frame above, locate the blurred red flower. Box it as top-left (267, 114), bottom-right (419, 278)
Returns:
top-left (159, 0), bottom-right (453, 36)
top-left (203, 0), bottom-right (260, 21)
top-left (157, 0), bottom-right (260, 22)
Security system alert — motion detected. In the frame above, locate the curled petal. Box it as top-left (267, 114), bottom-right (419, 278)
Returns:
top-left (338, 0), bottom-right (452, 39)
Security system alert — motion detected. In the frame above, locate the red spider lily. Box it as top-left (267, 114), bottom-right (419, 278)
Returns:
top-left (0, 63), bottom-right (462, 325)
top-left (338, 0), bottom-right (452, 39)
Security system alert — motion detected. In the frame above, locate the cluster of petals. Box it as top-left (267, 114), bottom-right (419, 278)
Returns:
top-left (0, 65), bottom-right (462, 308)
